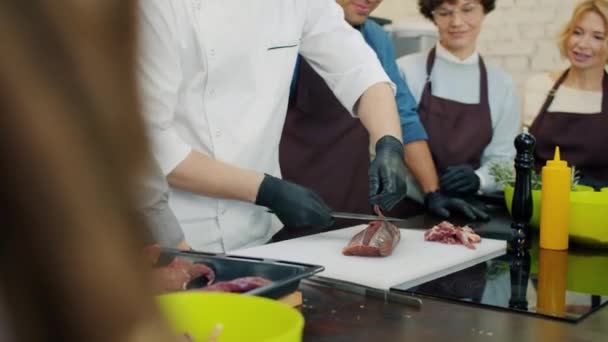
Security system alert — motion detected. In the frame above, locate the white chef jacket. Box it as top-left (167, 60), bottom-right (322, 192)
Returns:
top-left (137, 0), bottom-right (393, 252)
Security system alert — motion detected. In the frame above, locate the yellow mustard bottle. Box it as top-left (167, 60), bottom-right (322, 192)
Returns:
top-left (539, 146), bottom-right (571, 250)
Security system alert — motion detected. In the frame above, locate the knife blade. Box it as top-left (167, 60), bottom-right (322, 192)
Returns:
top-left (266, 210), bottom-right (408, 224)
top-left (331, 211), bottom-right (408, 224)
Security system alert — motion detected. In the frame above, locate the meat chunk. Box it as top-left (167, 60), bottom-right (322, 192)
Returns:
top-left (154, 267), bottom-right (191, 292)
top-left (424, 221), bottom-right (481, 249)
top-left (342, 207), bottom-right (401, 257)
top-left (167, 257), bottom-right (216, 284)
top-left (153, 257), bottom-right (216, 293)
top-left (199, 276), bottom-right (272, 293)
top-left (142, 244), bottom-right (162, 265)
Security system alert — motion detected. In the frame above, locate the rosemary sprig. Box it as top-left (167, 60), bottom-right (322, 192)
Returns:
top-left (489, 161), bottom-right (578, 190)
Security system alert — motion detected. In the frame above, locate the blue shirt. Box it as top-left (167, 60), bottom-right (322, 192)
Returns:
top-left (290, 20), bottom-right (427, 144)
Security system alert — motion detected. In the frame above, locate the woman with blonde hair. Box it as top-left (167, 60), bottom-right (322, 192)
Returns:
top-left (524, 0), bottom-right (608, 190)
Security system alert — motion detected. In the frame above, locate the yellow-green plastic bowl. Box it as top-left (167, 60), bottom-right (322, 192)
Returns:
top-left (567, 253), bottom-right (608, 295)
top-left (569, 191), bottom-right (608, 247)
top-left (504, 185), bottom-right (594, 229)
top-left (529, 243), bottom-right (608, 295)
top-left (157, 292), bottom-right (304, 342)
top-left (505, 185), bottom-right (608, 247)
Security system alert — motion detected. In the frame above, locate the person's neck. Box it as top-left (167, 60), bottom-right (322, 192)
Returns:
top-left (565, 66), bottom-right (605, 91)
top-left (440, 41), bottom-right (476, 61)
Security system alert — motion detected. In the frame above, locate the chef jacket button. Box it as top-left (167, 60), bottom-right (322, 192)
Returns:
top-left (209, 89), bottom-right (215, 96)
top-left (215, 129), bottom-right (222, 138)
top-left (210, 49), bottom-right (216, 57)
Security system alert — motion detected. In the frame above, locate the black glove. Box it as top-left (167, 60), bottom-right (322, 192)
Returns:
top-left (369, 135), bottom-right (408, 211)
top-left (440, 164), bottom-right (481, 196)
top-left (255, 174), bottom-right (334, 228)
top-left (579, 174), bottom-right (608, 191)
top-left (424, 191), bottom-right (490, 221)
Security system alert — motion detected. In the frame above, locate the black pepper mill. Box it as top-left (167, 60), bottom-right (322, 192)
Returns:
top-left (510, 128), bottom-right (535, 254)
top-left (508, 249), bottom-right (531, 311)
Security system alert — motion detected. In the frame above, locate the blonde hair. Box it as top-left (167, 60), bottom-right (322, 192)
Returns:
top-left (558, 0), bottom-right (608, 63)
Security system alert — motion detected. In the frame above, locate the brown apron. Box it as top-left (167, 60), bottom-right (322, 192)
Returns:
top-left (529, 69), bottom-right (608, 184)
top-left (278, 59), bottom-right (372, 235)
top-left (418, 47), bottom-right (493, 174)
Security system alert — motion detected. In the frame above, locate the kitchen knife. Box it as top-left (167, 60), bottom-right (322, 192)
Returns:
top-left (266, 210), bottom-right (409, 224)
top-left (331, 211), bottom-right (408, 224)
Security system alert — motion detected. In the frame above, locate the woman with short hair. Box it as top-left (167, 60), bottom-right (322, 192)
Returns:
top-left (397, 0), bottom-right (521, 203)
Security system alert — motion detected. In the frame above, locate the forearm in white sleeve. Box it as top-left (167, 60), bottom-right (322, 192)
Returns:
top-left (299, 0), bottom-right (394, 116)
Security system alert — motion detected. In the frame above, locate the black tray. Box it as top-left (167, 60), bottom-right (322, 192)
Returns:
top-left (157, 248), bottom-right (324, 299)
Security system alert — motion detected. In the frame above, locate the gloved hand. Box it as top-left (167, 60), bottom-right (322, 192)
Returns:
top-left (579, 174), bottom-right (608, 191)
top-left (424, 191), bottom-right (490, 221)
top-left (369, 135), bottom-right (408, 211)
top-left (440, 164), bottom-right (481, 196)
top-left (255, 174), bottom-right (334, 228)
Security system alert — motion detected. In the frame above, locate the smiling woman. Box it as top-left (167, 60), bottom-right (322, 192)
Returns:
top-left (525, 0), bottom-right (608, 191)
top-left (397, 0), bottom-right (521, 201)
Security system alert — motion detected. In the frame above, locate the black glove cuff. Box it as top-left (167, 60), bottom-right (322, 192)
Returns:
top-left (424, 190), bottom-right (440, 207)
top-left (375, 135), bottom-right (404, 158)
top-left (255, 174), bottom-right (279, 207)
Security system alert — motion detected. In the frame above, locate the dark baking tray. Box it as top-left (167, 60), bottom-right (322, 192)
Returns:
top-left (157, 248), bottom-right (324, 299)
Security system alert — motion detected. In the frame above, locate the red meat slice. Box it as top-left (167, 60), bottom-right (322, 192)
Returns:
top-left (424, 221), bottom-right (481, 250)
top-left (152, 257), bottom-right (216, 294)
top-left (199, 276), bottom-right (272, 293)
top-left (153, 267), bottom-right (191, 293)
top-left (142, 244), bottom-right (162, 265)
top-left (342, 207), bottom-right (401, 257)
top-left (167, 257), bottom-right (215, 285)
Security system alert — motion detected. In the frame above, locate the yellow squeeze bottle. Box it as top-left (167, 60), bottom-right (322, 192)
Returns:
top-left (539, 147), bottom-right (571, 250)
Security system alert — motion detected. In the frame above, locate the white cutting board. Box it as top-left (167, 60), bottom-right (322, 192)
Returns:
top-left (233, 225), bottom-right (506, 290)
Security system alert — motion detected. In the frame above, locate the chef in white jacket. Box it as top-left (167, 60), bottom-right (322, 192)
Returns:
top-left (138, 0), bottom-right (409, 252)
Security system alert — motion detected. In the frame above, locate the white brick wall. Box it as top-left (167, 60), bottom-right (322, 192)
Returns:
top-left (374, 0), bottom-right (579, 94)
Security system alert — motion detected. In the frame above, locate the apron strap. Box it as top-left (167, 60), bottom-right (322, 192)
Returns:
top-left (424, 47), bottom-right (436, 90)
top-left (478, 56), bottom-right (489, 107)
top-left (602, 71), bottom-right (608, 113)
top-left (424, 46), bottom-right (489, 106)
top-left (537, 69), bottom-right (570, 116)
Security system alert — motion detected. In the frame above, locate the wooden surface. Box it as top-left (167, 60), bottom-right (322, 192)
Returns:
top-left (278, 291), bottom-right (302, 307)
top-left (299, 280), bottom-right (608, 342)
top-left (234, 226), bottom-right (505, 290)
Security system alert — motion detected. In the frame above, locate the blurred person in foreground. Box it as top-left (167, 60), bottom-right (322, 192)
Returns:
top-left (0, 1), bottom-right (176, 341)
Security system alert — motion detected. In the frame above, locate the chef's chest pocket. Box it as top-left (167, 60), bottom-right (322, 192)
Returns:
top-left (260, 38), bottom-right (300, 96)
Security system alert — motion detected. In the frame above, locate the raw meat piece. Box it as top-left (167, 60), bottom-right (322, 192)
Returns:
top-left (342, 207), bottom-right (401, 257)
top-left (199, 276), bottom-right (272, 293)
top-left (142, 244), bottom-right (162, 265)
top-left (153, 267), bottom-right (191, 293)
top-left (153, 257), bottom-right (216, 293)
top-left (424, 221), bottom-right (481, 250)
top-left (168, 257), bottom-right (215, 285)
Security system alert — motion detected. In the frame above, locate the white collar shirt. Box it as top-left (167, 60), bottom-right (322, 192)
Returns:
top-left (137, 0), bottom-right (392, 251)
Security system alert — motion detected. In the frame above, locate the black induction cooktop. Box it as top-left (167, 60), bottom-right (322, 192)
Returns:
top-left (392, 237), bottom-right (608, 323)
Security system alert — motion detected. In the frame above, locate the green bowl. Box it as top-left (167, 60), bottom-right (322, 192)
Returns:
top-left (157, 292), bottom-right (304, 342)
top-left (529, 242), bottom-right (608, 295)
top-left (505, 185), bottom-right (608, 246)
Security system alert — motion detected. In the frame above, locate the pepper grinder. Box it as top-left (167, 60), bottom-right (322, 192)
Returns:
top-left (508, 249), bottom-right (531, 311)
top-left (510, 128), bottom-right (535, 255)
